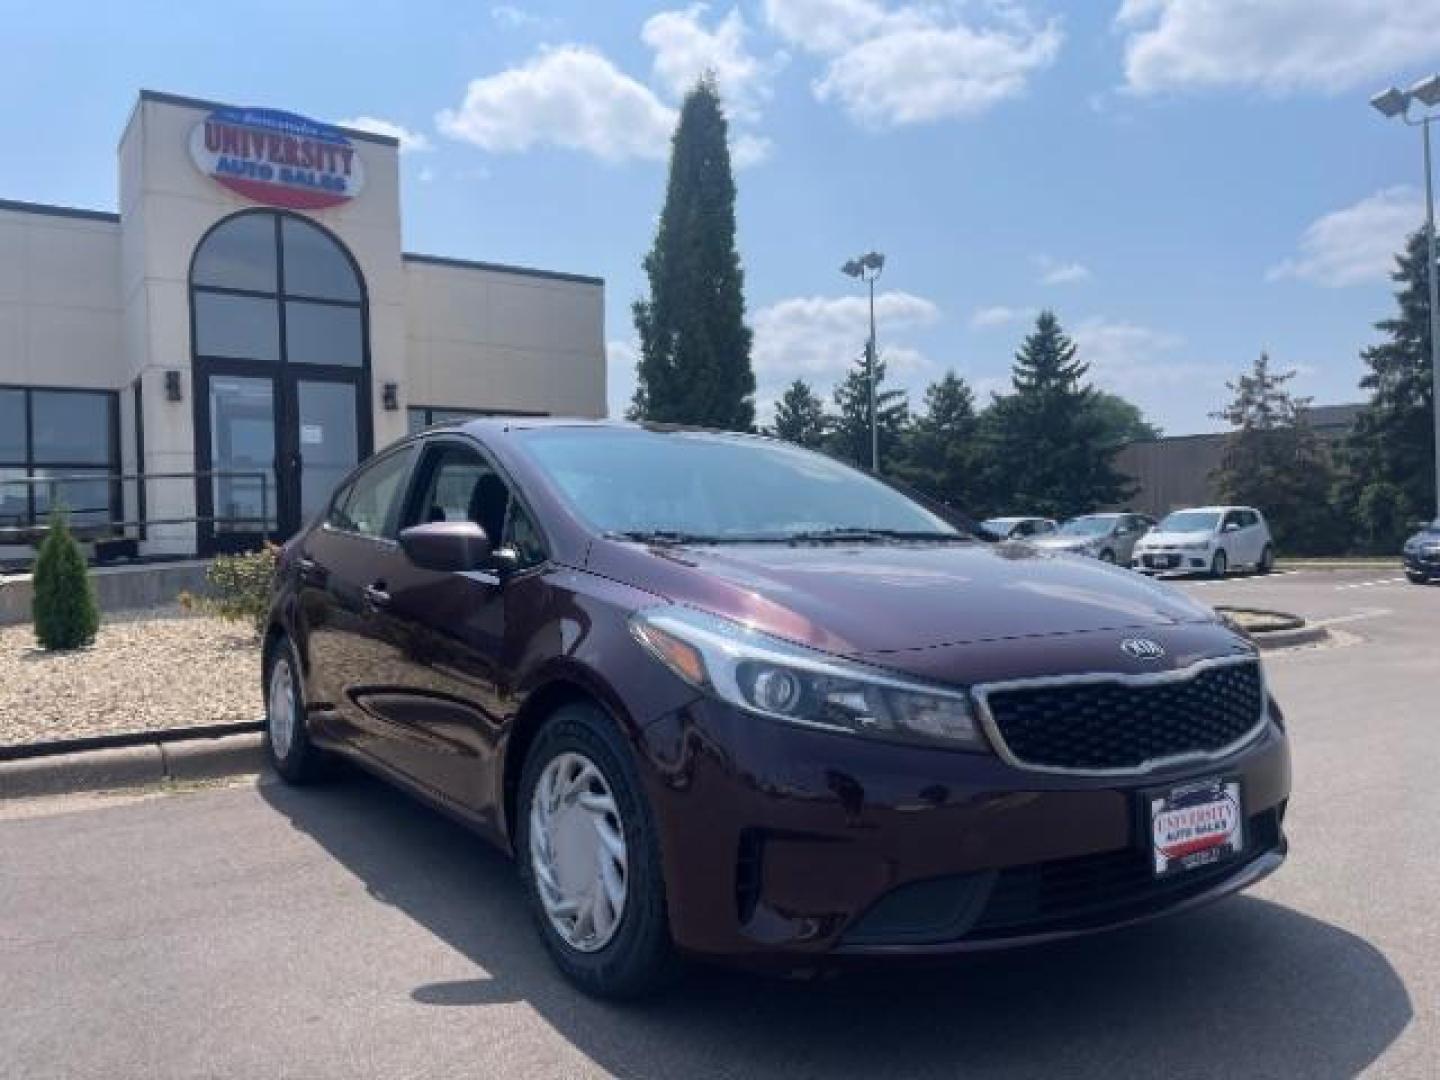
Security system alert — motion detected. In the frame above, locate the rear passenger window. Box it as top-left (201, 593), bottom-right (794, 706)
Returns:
top-left (329, 448), bottom-right (415, 538)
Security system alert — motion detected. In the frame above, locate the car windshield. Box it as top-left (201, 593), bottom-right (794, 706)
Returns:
top-left (981, 518), bottom-right (1018, 538)
top-left (1057, 517), bottom-right (1114, 536)
top-left (1159, 510), bottom-right (1221, 532)
top-left (515, 427), bottom-right (960, 541)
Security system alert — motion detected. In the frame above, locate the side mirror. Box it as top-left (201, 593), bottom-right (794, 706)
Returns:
top-left (1223, 522), bottom-right (1240, 533)
top-left (399, 521), bottom-right (494, 572)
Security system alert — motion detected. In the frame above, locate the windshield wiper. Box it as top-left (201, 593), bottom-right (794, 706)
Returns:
top-left (604, 529), bottom-right (724, 546)
top-left (785, 527), bottom-right (972, 544)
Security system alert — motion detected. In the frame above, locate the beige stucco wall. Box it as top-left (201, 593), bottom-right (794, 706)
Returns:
top-left (0, 209), bottom-right (124, 389)
top-left (402, 259), bottom-right (605, 420)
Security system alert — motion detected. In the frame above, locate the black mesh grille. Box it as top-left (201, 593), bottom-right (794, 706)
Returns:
top-left (985, 660), bottom-right (1264, 772)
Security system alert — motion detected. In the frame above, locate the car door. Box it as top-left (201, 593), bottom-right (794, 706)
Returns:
top-left (1242, 510), bottom-right (1266, 564)
top-left (359, 437), bottom-right (551, 828)
top-left (296, 443), bottom-right (419, 757)
top-left (1218, 510), bottom-right (1244, 563)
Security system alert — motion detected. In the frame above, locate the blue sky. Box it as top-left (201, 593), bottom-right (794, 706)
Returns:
top-left (4, 0), bottom-right (1440, 433)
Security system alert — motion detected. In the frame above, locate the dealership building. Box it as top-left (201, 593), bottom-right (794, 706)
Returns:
top-left (0, 90), bottom-right (606, 561)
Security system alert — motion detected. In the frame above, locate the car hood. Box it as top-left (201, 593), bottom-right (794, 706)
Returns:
top-left (1138, 530), bottom-right (1213, 546)
top-left (1405, 528), bottom-right (1440, 548)
top-left (587, 539), bottom-right (1218, 656)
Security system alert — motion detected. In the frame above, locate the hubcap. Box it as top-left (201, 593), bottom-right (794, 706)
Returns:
top-left (529, 751), bottom-right (628, 953)
top-left (268, 658), bottom-right (296, 760)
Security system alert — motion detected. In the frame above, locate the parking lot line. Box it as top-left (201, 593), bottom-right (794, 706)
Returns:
top-left (1334, 577), bottom-right (1407, 591)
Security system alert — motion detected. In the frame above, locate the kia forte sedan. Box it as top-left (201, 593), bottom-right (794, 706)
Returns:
top-left (262, 420), bottom-right (1291, 998)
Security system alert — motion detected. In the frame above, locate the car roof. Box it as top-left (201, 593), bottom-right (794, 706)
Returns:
top-left (1168, 505), bottom-right (1256, 513)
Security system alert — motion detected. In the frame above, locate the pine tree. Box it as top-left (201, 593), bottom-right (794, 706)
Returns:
top-left (825, 353), bottom-right (909, 470)
top-left (770, 379), bottom-right (828, 448)
top-left (31, 508), bottom-right (100, 650)
top-left (893, 370), bottom-right (982, 510)
top-left (1342, 228), bottom-right (1437, 543)
top-left (985, 310), bottom-right (1134, 517)
top-left (631, 76), bottom-right (755, 430)
top-left (1210, 353), bottom-right (1338, 554)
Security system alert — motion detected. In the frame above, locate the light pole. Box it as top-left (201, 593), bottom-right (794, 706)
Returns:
top-left (1372, 74), bottom-right (1440, 517)
top-left (841, 251), bottom-right (885, 471)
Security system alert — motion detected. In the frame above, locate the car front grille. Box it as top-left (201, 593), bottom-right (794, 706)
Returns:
top-left (980, 658), bottom-right (1265, 774)
top-left (968, 807), bottom-right (1283, 939)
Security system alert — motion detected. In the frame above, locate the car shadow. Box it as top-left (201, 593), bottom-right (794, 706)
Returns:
top-left (260, 771), bottom-right (1411, 1080)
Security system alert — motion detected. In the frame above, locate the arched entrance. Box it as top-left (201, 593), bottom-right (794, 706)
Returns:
top-left (189, 209), bottom-right (372, 552)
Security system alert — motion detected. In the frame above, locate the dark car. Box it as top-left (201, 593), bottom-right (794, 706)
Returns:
top-left (1403, 517), bottom-right (1440, 583)
top-left (262, 420), bottom-right (1291, 998)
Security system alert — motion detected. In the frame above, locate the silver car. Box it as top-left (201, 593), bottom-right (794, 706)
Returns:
top-left (1030, 512), bottom-right (1155, 565)
top-left (980, 516), bottom-right (1057, 541)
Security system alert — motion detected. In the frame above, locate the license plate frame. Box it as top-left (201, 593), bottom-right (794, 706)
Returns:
top-left (1146, 777), bottom-right (1245, 878)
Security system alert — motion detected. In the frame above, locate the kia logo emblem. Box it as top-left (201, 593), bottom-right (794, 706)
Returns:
top-left (1121, 638), bottom-right (1166, 661)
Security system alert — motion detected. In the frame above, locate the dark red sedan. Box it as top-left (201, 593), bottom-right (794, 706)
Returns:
top-left (262, 419), bottom-right (1290, 997)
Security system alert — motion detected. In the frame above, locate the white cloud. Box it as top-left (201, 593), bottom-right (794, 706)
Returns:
top-left (1116, 0), bottom-right (1440, 96)
top-left (607, 339), bottom-right (640, 419)
top-left (1267, 186), bottom-right (1422, 287)
top-left (437, 46), bottom-right (677, 163)
top-left (970, 304), bottom-right (1035, 328)
top-left (1035, 255), bottom-right (1092, 284)
top-left (642, 5), bottom-right (785, 124)
top-left (752, 290), bottom-right (940, 399)
top-left (764, 0), bottom-right (1061, 127)
top-left (335, 116), bottom-right (432, 153)
top-left (490, 4), bottom-right (558, 31)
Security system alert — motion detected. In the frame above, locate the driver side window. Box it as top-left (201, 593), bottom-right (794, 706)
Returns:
top-left (409, 442), bottom-right (547, 569)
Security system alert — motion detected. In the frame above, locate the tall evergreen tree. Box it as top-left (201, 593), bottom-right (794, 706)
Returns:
top-left (631, 76), bottom-right (755, 430)
top-left (1342, 228), bottom-right (1437, 539)
top-left (826, 353), bottom-right (909, 470)
top-left (1210, 353), bottom-right (1338, 555)
top-left (770, 379), bottom-right (828, 448)
top-left (893, 370), bottom-right (983, 510)
top-left (985, 310), bottom-right (1134, 517)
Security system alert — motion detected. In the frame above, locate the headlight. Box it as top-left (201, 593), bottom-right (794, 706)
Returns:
top-left (630, 606), bottom-right (986, 750)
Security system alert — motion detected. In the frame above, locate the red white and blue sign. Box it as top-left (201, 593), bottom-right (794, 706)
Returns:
top-left (189, 107), bottom-right (365, 211)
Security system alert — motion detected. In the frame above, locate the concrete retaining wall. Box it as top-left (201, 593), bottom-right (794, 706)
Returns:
top-left (0, 560), bottom-right (210, 626)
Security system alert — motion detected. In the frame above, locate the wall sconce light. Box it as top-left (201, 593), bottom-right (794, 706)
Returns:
top-left (382, 382), bottom-right (399, 411)
top-left (165, 370), bottom-right (183, 402)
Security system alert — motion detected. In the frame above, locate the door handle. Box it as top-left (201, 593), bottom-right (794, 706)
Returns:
top-left (362, 583), bottom-right (391, 609)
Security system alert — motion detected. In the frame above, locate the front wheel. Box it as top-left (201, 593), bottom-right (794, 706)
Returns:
top-left (1210, 549), bottom-right (1228, 578)
top-left (516, 703), bottom-right (676, 999)
top-left (1407, 570), bottom-right (1429, 584)
top-left (1098, 548), bottom-right (1117, 564)
top-left (1257, 545), bottom-right (1275, 574)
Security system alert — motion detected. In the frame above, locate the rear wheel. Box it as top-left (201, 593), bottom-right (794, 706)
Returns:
top-left (516, 703), bottom-right (676, 999)
top-left (263, 636), bottom-right (325, 784)
top-left (1257, 545), bottom-right (1275, 574)
top-left (1210, 549), bottom-right (1228, 578)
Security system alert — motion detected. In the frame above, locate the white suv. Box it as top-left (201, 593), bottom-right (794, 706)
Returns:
top-left (1132, 506), bottom-right (1274, 577)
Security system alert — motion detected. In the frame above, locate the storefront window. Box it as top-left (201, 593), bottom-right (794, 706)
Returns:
top-left (0, 388), bottom-right (117, 533)
top-left (191, 211), bottom-right (364, 368)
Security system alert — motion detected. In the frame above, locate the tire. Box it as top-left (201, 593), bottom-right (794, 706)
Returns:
top-left (1210, 549), bottom-right (1228, 578)
top-left (263, 635), bottom-right (325, 784)
top-left (516, 703), bottom-right (676, 999)
top-left (1098, 549), bottom-right (1117, 564)
top-left (1407, 571), bottom-right (1428, 584)
top-left (1257, 545), bottom-right (1275, 575)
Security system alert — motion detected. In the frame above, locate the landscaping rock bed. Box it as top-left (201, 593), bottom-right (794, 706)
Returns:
top-left (0, 607), bottom-right (260, 747)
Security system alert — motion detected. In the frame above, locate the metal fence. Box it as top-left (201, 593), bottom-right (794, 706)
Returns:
top-left (0, 469), bottom-right (271, 549)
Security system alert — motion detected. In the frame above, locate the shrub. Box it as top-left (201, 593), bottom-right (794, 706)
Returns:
top-left (32, 508), bottom-right (100, 650)
top-left (179, 544), bottom-right (279, 638)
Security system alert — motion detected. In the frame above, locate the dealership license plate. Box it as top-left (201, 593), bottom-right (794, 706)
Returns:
top-left (1149, 778), bottom-right (1244, 878)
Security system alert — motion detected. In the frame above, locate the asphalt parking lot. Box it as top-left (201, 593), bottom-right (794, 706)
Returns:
top-left (1, 568), bottom-right (1436, 1079)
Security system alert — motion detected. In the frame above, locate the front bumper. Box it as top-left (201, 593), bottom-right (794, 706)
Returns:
top-left (637, 698), bottom-right (1290, 963)
top-left (1403, 551), bottom-right (1440, 577)
top-left (1133, 550), bottom-right (1210, 573)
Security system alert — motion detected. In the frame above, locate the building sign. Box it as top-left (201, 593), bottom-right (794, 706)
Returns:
top-left (189, 107), bottom-right (365, 211)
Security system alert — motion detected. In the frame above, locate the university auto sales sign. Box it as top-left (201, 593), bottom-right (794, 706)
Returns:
top-left (189, 107), bottom-right (365, 211)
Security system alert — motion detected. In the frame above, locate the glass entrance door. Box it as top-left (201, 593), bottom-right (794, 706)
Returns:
top-left (294, 378), bottom-right (359, 527)
top-left (206, 374), bottom-right (278, 549)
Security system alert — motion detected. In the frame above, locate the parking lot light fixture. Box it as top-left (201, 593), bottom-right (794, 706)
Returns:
top-left (1372, 76), bottom-right (1440, 517)
top-left (840, 251), bottom-right (886, 472)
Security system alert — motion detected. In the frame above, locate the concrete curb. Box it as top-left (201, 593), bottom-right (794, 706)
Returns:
top-left (1251, 623), bottom-right (1331, 651)
top-left (0, 731), bottom-right (264, 800)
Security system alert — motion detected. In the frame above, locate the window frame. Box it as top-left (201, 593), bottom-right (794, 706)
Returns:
top-left (0, 384), bottom-right (120, 533)
top-left (321, 443), bottom-right (418, 545)
top-left (398, 434), bottom-right (552, 573)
